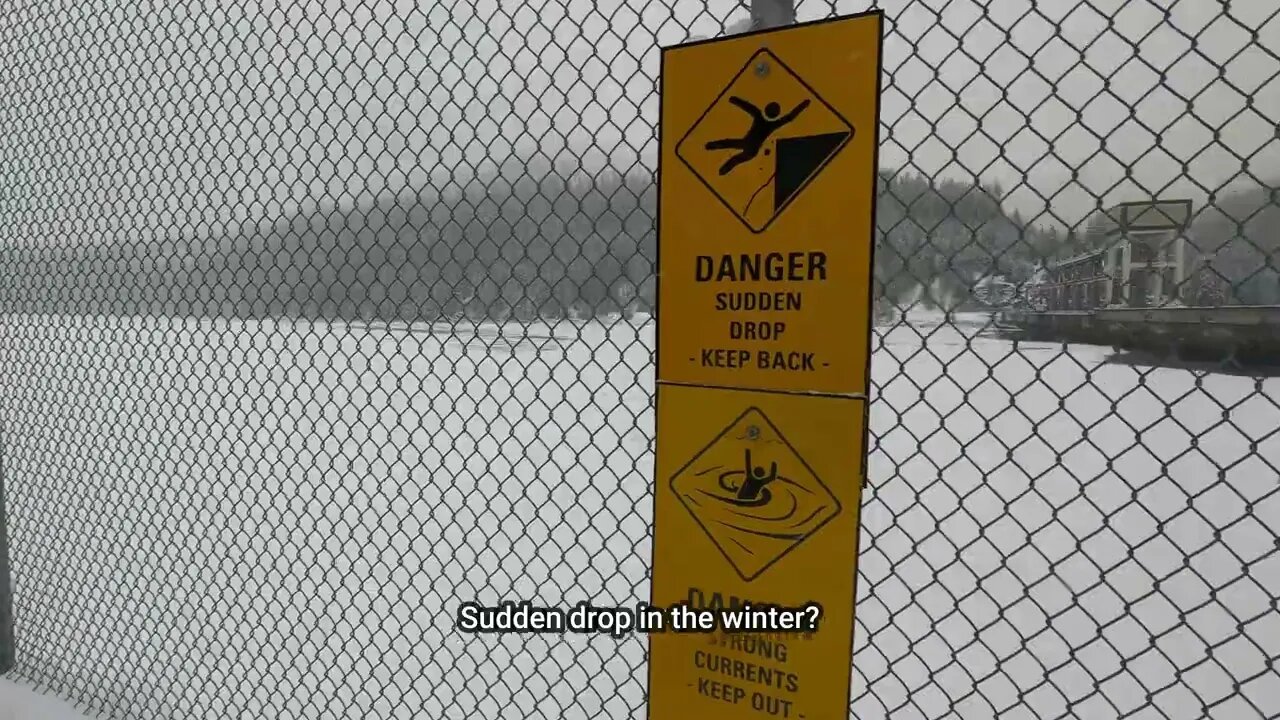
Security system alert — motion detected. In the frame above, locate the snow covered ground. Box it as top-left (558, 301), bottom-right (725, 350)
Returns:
top-left (0, 676), bottom-right (90, 720)
top-left (0, 310), bottom-right (1275, 719)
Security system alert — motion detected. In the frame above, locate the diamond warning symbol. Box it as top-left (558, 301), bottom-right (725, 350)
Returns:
top-left (676, 48), bottom-right (854, 234)
top-left (670, 406), bottom-right (841, 581)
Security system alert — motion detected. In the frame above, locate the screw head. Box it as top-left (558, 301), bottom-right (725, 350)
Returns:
top-left (746, 425), bottom-right (761, 440)
top-left (754, 61), bottom-right (770, 77)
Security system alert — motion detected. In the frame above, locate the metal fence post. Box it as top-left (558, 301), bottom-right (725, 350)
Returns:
top-left (750, 0), bottom-right (796, 30)
top-left (0, 434), bottom-right (12, 674)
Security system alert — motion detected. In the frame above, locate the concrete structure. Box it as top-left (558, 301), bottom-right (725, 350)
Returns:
top-left (1026, 200), bottom-right (1193, 312)
top-left (1089, 199), bottom-right (1193, 308)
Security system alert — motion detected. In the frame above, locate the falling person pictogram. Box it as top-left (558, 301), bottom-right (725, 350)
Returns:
top-left (675, 48), bottom-right (855, 233)
top-left (704, 97), bottom-right (812, 176)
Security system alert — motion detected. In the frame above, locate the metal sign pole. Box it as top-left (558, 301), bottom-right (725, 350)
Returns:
top-left (0, 435), bottom-right (12, 673)
top-left (750, 0), bottom-right (796, 29)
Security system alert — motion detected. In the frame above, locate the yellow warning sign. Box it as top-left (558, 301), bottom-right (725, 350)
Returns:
top-left (652, 12), bottom-right (882, 720)
top-left (649, 384), bottom-right (867, 720)
top-left (658, 12), bottom-right (882, 397)
top-left (670, 406), bottom-right (840, 582)
top-left (676, 49), bottom-right (853, 234)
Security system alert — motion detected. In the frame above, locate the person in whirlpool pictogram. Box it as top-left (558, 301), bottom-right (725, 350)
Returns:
top-left (736, 448), bottom-right (779, 502)
top-left (705, 96), bottom-right (812, 176)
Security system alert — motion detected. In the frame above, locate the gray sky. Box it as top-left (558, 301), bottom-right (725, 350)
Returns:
top-left (2, 0), bottom-right (1276, 240)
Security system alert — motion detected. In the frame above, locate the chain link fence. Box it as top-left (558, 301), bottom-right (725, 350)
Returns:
top-left (1, 0), bottom-right (1278, 718)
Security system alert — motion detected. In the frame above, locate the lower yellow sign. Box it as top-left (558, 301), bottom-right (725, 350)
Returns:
top-left (649, 384), bottom-right (866, 720)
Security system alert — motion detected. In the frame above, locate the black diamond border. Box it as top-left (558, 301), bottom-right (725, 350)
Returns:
top-left (674, 48), bottom-right (856, 235)
top-left (669, 405), bottom-right (843, 582)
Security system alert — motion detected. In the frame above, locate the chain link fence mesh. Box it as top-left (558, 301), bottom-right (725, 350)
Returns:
top-left (1, 0), bottom-right (1278, 718)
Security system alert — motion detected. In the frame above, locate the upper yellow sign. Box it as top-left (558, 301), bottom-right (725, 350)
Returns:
top-left (659, 13), bottom-right (882, 397)
top-left (676, 49), bottom-right (854, 235)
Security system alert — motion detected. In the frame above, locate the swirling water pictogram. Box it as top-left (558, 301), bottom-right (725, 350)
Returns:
top-left (684, 448), bottom-right (830, 552)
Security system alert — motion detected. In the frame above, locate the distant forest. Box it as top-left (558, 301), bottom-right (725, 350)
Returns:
top-left (3, 163), bottom-right (1275, 321)
top-left (1184, 185), bottom-right (1280, 306)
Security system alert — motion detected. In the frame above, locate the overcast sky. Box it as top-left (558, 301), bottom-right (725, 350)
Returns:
top-left (2, 0), bottom-right (1276, 241)
top-left (468, 0), bottom-right (1280, 228)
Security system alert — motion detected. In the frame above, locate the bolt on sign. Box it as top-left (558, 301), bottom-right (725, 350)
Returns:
top-left (651, 11), bottom-right (883, 720)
